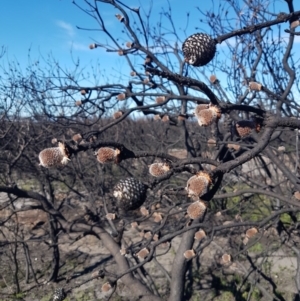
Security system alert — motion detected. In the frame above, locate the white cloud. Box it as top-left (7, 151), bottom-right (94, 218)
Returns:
top-left (56, 20), bottom-right (75, 37)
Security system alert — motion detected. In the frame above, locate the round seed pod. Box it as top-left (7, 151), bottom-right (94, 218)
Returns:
top-left (136, 247), bottom-right (149, 260)
top-left (155, 96), bottom-right (166, 104)
top-left (161, 115), bottom-right (169, 122)
top-left (186, 171), bottom-right (212, 198)
top-left (126, 41), bottom-right (134, 48)
top-left (102, 282), bottom-right (112, 292)
top-left (234, 120), bottom-right (255, 138)
top-left (39, 142), bottom-right (70, 168)
top-left (117, 93), bottom-right (126, 101)
top-left (149, 163), bottom-right (170, 177)
top-left (183, 249), bottom-right (196, 260)
top-left (140, 206), bottom-right (149, 216)
top-left (294, 191), bottom-right (300, 200)
top-left (209, 74), bottom-right (218, 84)
top-left (51, 138), bottom-right (58, 144)
top-left (113, 177), bottom-right (147, 210)
top-left (227, 143), bottom-right (241, 151)
top-left (52, 288), bottom-right (66, 301)
top-left (246, 227), bottom-right (258, 238)
top-left (249, 81), bottom-right (262, 91)
top-left (96, 147), bottom-right (121, 164)
top-left (153, 212), bottom-right (163, 223)
top-left (221, 253), bottom-right (231, 265)
top-left (89, 43), bottom-right (97, 49)
top-left (105, 213), bottom-right (116, 220)
top-left (113, 110), bottom-right (124, 119)
top-left (196, 104), bottom-right (221, 126)
top-left (194, 229), bottom-right (206, 240)
top-left (187, 200), bottom-right (207, 220)
top-left (72, 133), bottom-right (82, 143)
top-left (182, 33), bottom-right (216, 66)
top-left (115, 14), bottom-right (124, 22)
top-left (80, 89), bottom-right (89, 95)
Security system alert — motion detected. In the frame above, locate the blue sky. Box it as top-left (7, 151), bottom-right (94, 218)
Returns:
top-left (1, 1), bottom-right (209, 69)
top-left (1, 0), bottom-right (299, 83)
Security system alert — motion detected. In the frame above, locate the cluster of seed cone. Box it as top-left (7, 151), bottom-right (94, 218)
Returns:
top-left (113, 177), bottom-right (147, 210)
top-left (182, 33), bottom-right (216, 66)
top-left (96, 147), bottom-right (121, 164)
top-left (149, 162), bottom-right (170, 177)
top-left (39, 142), bottom-right (70, 168)
top-left (194, 103), bottom-right (221, 126)
top-left (186, 171), bottom-right (212, 198)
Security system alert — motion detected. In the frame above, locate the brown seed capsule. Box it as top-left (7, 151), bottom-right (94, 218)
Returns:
top-left (130, 71), bottom-right (136, 76)
top-left (196, 104), bottom-right (221, 126)
top-left (187, 200), bottom-right (207, 220)
top-left (102, 282), bottom-right (112, 292)
top-left (291, 20), bottom-right (300, 29)
top-left (249, 82), bottom-right (262, 91)
top-left (144, 231), bottom-right (152, 240)
top-left (39, 142), bottom-right (70, 168)
top-left (221, 253), bottom-right (231, 264)
top-left (277, 145), bottom-right (285, 152)
top-left (118, 50), bottom-right (124, 56)
top-left (234, 120), bottom-right (255, 138)
top-left (186, 171), bottom-right (212, 198)
top-left (80, 89), bottom-right (88, 95)
top-left (131, 221), bottom-right (139, 229)
top-left (153, 233), bottom-right (159, 241)
top-left (143, 78), bottom-right (150, 84)
top-left (117, 93), bottom-right (126, 101)
top-left (227, 143), bottom-right (241, 151)
top-left (113, 110), bottom-right (124, 119)
top-left (194, 229), bottom-right (206, 240)
top-left (140, 206), bottom-right (149, 216)
top-left (136, 248), bottom-right (149, 260)
top-left (153, 115), bottom-right (161, 121)
top-left (209, 74), bottom-right (218, 84)
top-left (155, 96), bottom-right (166, 104)
top-left (162, 115), bottom-right (169, 122)
top-left (246, 227), bottom-right (258, 238)
top-left (294, 191), bottom-right (300, 200)
top-left (105, 213), bottom-right (116, 220)
top-left (126, 41), bottom-right (134, 48)
top-left (96, 147), bottom-right (121, 164)
top-left (184, 249), bottom-right (196, 260)
top-left (51, 138), bottom-right (58, 145)
top-left (72, 133), bottom-right (82, 143)
top-left (243, 236), bottom-right (249, 245)
top-left (89, 43), bottom-right (97, 49)
top-left (115, 14), bottom-right (124, 22)
top-left (75, 100), bottom-right (82, 106)
top-left (149, 163), bottom-right (170, 177)
top-left (153, 212), bottom-right (163, 223)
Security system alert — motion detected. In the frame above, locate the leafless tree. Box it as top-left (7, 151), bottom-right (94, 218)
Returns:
top-left (1, 0), bottom-right (300, 300)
